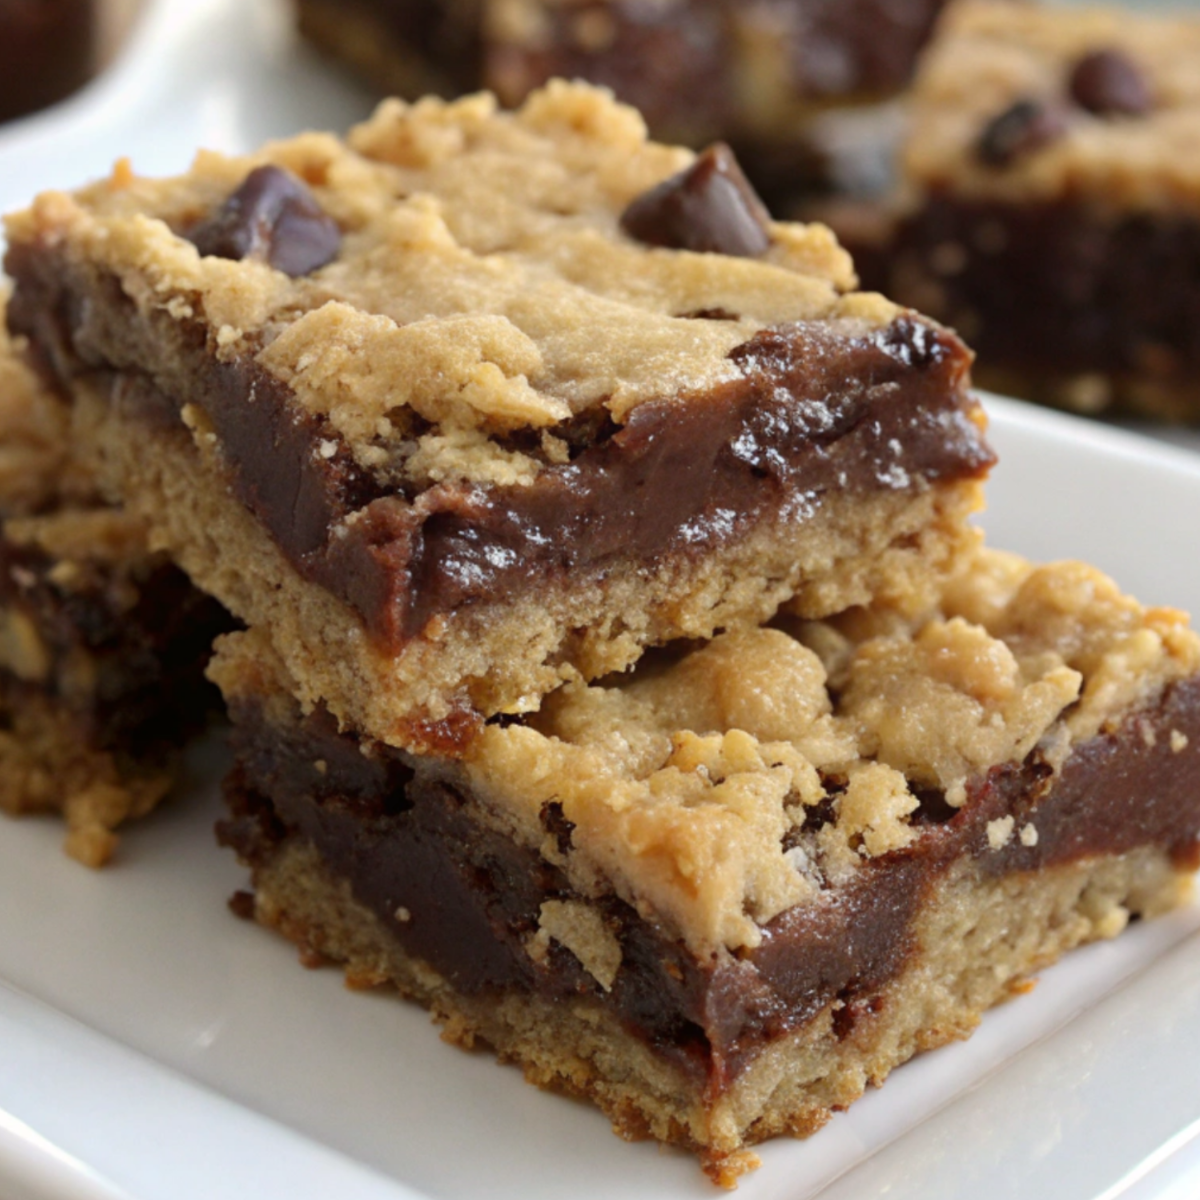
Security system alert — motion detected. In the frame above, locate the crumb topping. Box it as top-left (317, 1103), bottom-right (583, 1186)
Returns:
top-left (904, 1), bottom-right (1200, 205)
top-left (6, 82), bottom-right (880, 493)
top-left (458, 548), bottom-right (1200, 956)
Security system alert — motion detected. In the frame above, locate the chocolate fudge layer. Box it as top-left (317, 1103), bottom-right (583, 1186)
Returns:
top-left (0, 308), bottom-right (230, 866)
top-left (876, 2), bottom-right (1200, 419)
top-left (213, 548), bottom-right (1200, 1180)
top-left (5, 84), bottom-right (992, 751)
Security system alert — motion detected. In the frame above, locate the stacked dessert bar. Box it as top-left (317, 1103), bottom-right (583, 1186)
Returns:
top-left (6, 86), bottom-right (991, 752)
top-left (860, 0), bottom-right (1200, 419)
top-left (6, 82), bottom-right (1200, 1181)
top-left (296, 0), bottom-right (957, 203)
top-left (0, 298), bottom-right (230, 865)
top-left (296, 0), bottom-right (952, 141)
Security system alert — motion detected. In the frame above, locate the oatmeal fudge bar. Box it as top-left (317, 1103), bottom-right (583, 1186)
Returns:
top-left (0, 309), bottom-right (230, 866)
top-left (4, 83), bottom-right (993, 751)
top-left (876, 1), bottom-right (1200, 419)
top-left (214, 547), bottom-right (1200, 1182)
top-left (296, 0), bottom-right (954, 204)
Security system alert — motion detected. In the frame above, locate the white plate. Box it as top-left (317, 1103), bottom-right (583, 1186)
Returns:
top-left (3, 3), bottom-right (1200, 1197)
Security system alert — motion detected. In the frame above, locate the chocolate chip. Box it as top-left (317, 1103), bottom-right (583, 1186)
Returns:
top-left (975, 99), bottom-right (1068, 167)
top-left (539, 801), bottom-right (575, 857)
top-left (188, 165), bottom-right (341, 277)
top-left (877, 315), bottom-right (946, 369)
top-left (1069, 49), bottom-right (1152, 117)
top-left (620, 143), bottom-right (772, 257)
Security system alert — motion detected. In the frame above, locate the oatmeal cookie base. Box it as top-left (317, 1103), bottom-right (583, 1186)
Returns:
top-left (243, 834), bottom-right (1189, 1184)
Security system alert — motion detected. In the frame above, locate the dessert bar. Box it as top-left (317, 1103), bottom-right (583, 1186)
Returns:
top-left (295, 0), bottom-right (953, 201)
top-left (0, 305), bottom-right (230, 865)
top-left (4, 83), bottom-right (994, 751)
top-left (214, 547), bottom-right (1200, 1182)
top-left (877, 1), bottom-right (1200, 419)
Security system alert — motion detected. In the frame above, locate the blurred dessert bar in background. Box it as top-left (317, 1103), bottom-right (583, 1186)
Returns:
top-left (848, 1), bottom-right (1200, 420)
top-left (294, 0), bottom-right (958, 203)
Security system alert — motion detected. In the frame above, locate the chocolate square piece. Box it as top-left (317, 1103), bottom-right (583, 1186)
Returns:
top-left (875, 1), bottom-right (1200, 420)
top-left (4, 83), bottom-right (993, 751)
top-left (213, 546), bottom-right (1200, 1181)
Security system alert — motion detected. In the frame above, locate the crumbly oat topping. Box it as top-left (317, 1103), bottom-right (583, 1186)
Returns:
top-left (904, 1), bottom-right (1200, 205)
top-left (6, 82), bottom-right (878, 491)
top-left (458, 548), bottom-right (1200, 956)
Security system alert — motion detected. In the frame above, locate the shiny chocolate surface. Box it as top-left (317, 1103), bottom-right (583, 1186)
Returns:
top-left (4, 242), bottom-right (992, 655)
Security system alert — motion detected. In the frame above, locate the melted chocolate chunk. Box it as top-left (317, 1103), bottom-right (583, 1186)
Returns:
top-left (540, 801), bottom-right (576, 856)
top-left (1069, 49), bottom-right (1152, 118)
top-left (188, 165), bottom-right (342, 277)
top-left (877, 314), bottom-right (947, 370)
top-left (976, 99), bottom-right (1068, 168)
top-left (620, 143), bottom-right (772, 257)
